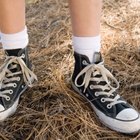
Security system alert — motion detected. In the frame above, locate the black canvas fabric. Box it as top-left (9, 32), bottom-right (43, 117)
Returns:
top-left (0, 48), bottom-right (31, 110)
top-left (72, 52), bottom-right (132, 119)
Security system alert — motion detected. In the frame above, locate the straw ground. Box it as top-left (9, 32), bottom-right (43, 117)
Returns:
top-left (0, 0), bottom-right (140, 139)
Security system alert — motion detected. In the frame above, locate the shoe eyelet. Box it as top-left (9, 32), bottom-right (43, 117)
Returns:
top-left (9, 90), bottom-right (13, 94)
top-left (13, 83), bottom-right (17, 88)
top-left (107, 104), bottom-right (112, 109)
top-left (21, 54), bottom-right (25, 58)
top-left (101, 98), bottom-right (105, 103)
top-left (22, 85), bottom-right (25, 88)
top-left (95, 92), bottom-right (99, 97)
top-left (90, 85), bottom-right (94, 90)
top-left (6, 96), bottom-right (10, 101)
top-left (86, 93), bottom-right (89, 97)
top-left (82, 60), bottom-right (88, 66)
top-left (17, 77), bottom-right (20, 81)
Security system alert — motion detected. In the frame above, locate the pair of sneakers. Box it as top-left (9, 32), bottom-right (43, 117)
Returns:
top-left (0, 48), bottom-right (140, 134)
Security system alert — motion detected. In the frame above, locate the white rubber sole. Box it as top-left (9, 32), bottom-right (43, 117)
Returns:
top-left (72, 82), bottom-right (140, 134)
top-left (0, 86), bottom-right (28, 122)
top-left (0, 98), bottom-right (19, 121)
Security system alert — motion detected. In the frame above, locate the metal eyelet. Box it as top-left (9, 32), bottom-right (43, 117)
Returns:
top-left (17, 77), bottom-right (20, 81)
top-left (13, 83), bottom-right (17, 88)
top-left (107, 104), bottom-right (112, 109)
top-left (21, 54), bottom-right (25, 58)
top-left (9, 90), bottom-right (13, 94)
top-left (95, 92), bottom-right (99, 97)
top-left (82, 60), bottom-right (88, 66)
top-left (86, 93), bottom-right (89, 97)
top-left (101, 98), bottom-right (105, 103)
top-left (90, 85), bottom-right (94, 90)
top-left (6, 96), bottom-right (10, 101)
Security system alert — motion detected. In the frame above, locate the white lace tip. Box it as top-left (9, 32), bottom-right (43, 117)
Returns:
top-left (28, 84), bottom-right (33, 88)
top-left (35, 77), bottom-right (38, 81)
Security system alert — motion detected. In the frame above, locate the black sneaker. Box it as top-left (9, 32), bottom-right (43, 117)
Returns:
top-left (0, 47), bottom-right (37, 121)
top-left (72, 52), bottom-right (140, 134)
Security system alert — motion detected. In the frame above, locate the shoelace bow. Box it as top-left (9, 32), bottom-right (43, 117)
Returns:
top-left (75, 62), bottom-right (126, 107)
top-left (0, 55), bottom-right (37, 100)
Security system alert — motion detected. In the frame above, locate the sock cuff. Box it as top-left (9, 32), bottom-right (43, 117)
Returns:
top-left (1, 26), bottom-right (28, 39)
top-left (72, 35), bottom-right (101, 63)
top-left (73, 35), bottom-right (100, 41)
top-left (72, 35), bottom-right (101, 49)
top-left (72, 35), bottom-right (101, 51)
top-left (1, 26), bottom-right (29, 50)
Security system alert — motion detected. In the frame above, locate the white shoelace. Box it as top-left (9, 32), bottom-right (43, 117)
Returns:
top-left (0, 55), bottom-right (37, 101)
top-left (75, 62), bottom-right (126, 108)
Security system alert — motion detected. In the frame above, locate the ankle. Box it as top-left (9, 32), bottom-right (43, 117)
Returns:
top-left (72, 35), bottom-right (101, 63)
top-left (1, 26), bottom-right (28, 50)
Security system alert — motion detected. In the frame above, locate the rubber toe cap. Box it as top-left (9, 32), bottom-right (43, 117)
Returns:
top-left (116, 108), bottom-right (139, 121)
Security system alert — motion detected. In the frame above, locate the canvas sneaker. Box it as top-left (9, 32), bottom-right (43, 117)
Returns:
top-left (0, 47), bottom-right (37, 121)
top-left (72, 52), bottom-right (140, 134)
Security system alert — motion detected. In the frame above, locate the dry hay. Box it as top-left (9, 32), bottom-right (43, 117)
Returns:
top-left (0, 0), bottom-right (140, 139)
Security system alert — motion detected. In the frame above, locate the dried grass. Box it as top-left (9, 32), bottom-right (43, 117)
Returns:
top-left (0, 0), bottom-right (140, 139)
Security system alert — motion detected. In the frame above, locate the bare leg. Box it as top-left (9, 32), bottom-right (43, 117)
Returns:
top-left (68, 0), bottom-right (102, 37)
top-left (69, 0), bottom-right (140, 135)
top-left (0, 0), bottom-right (25, 34)
top-left (0, 0), bottom-right (28, 50)
top-left (0, 0), bottom-right (37, 122)
top-left (68, 0), bottom-right (102, 62)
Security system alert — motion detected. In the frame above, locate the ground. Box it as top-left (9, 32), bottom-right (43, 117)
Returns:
top-left (0, 0), bottom-right (140, 139)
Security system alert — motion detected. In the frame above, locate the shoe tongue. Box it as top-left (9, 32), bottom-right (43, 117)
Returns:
top-left (93, 52), bottom-right (102, 64)
top-left (5, 49), bottom-right (22, 56)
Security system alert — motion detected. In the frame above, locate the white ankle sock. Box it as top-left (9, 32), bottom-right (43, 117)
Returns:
top-left (1, 26), bottom-right (29, 50)
top-left (72, 35), bottom-right (101, 63)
